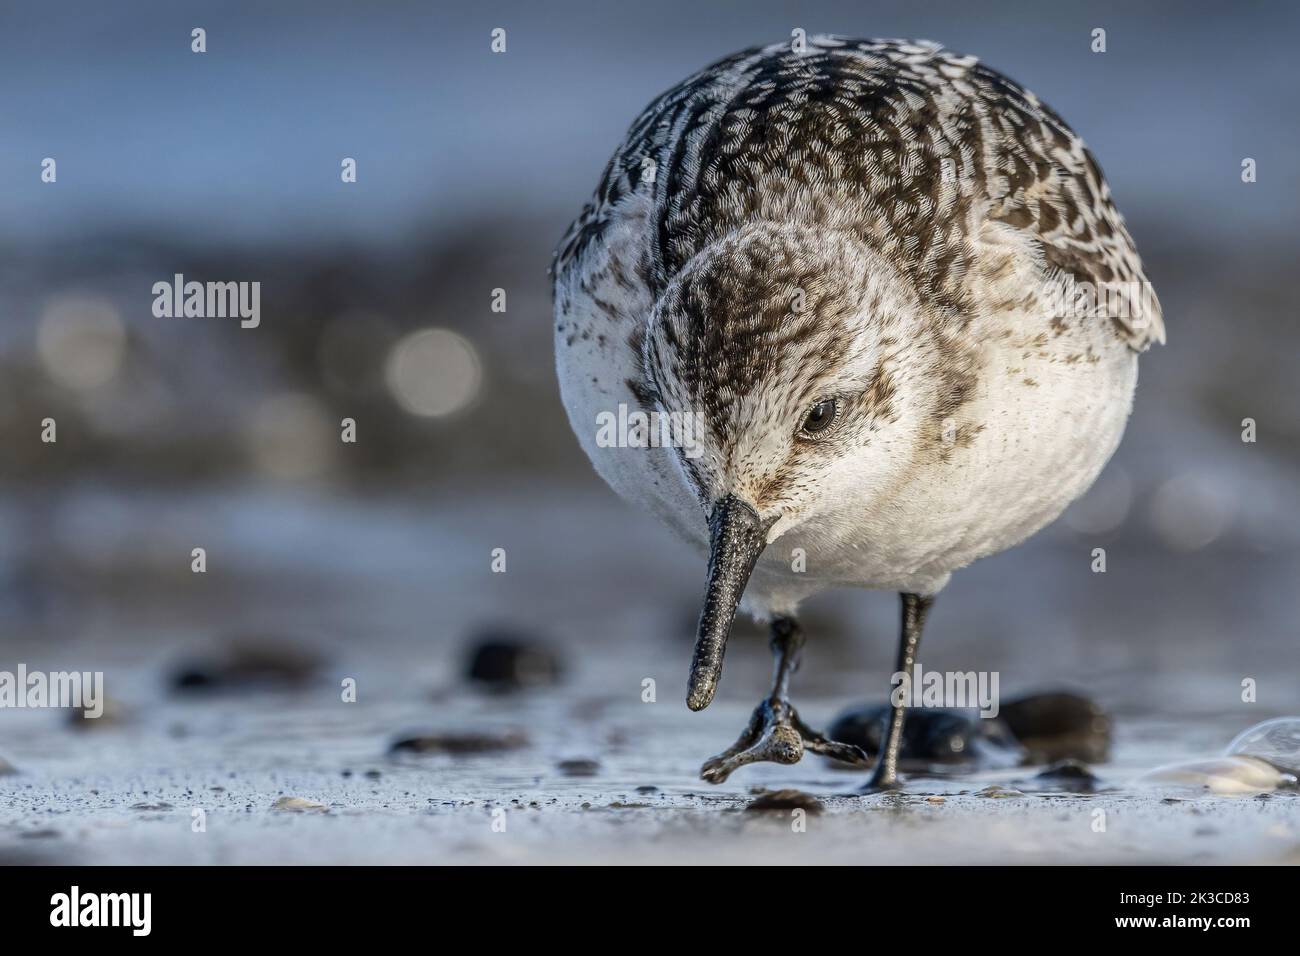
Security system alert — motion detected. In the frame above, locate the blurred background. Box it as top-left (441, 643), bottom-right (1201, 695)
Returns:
top-left (0, 1), bottom-right (1298, 859)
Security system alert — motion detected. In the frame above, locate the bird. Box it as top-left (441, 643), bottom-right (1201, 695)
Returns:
top-left (551, 35), bottom-right (1163, 791)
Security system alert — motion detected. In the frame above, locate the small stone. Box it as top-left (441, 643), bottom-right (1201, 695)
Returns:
top-left (465, 633), bottom-right (563, 691)
top-left (1032, 758), bottom-right (1100, 792)
top-left (926, 795), bottom-right (946, 804)
top-left (977, 785), bottom-right (1025, 798)
top-left (635, 785), bottom-right (659, 794)
top-left (66, 696), bottom-right (128, 730)
top-left (745, 789), bottom-right (824, 813)
top-left (129, 802), bottom-right (174, 811)
top-left (171, 636), bottom-right (322, 692)
top-left (556, 758), bottom-right (600, 777)
top-left (999, 691), bottom-right (1111, 764)
top-left (827, 704), bottom-right (1023, 768)
top-left (0, 755), bottom-right (16, 776)
top-left (272, 796), bottom-right (328, 812)
top-left (389, 730), bottom-right (528, 755)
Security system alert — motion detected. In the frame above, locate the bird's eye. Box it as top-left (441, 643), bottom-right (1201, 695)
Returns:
top-left (800, 398), bottom-right (839, 437)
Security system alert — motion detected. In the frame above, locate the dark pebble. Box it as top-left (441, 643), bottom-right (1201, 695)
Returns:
top-left (745, 789), bottom-right (824, 813)
top-left (66, 697), bottom-right (128, 730)
top-left (556, 758), bottom-right (600, 777)
top-left (1032, 758), bottom-right (1100, 792)
top-left (171, 636), bottom-right (322, 692)
top-left (20, 829), bottom-right (61, 840)
top-left (635, 785), bottom-right (659, 794)
top-left (828, 705), bottom-right (1023, 769)
top-left (465, 632), bottom-right (563, 691)
top-left (389, 730), bottom-right (528, 755)
top-left (828, 690), bottom-right (1112, 770)
top-left (1000, 691), bottom-right (1111, 764)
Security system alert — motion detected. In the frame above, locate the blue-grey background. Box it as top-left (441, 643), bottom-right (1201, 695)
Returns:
top-left (3, 1), bottom-right (1298, 245)
top-left (1, 0), bottom-right (1297, 760)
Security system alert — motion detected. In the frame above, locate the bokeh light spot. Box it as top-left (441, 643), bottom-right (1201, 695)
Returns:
top-left (1149, 473), bottom-right (1233, 550)
top-left (246, 392), bottom-right (334, 481)
top-left (384, 327), bottom-right (481, 418)
top-left (37, 295), bottom-right (126, 390)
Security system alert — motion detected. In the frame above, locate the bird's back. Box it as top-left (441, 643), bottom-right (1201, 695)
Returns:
top-left (555, 35), bottom-right (1162, 352)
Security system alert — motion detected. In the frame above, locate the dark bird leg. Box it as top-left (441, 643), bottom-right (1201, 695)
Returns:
top-left (860, 592), bottom-right (935, 793)
top-left (700, 616), bottom-right (871, 783)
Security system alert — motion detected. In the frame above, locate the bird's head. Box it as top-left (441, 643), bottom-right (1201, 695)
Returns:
top-left (643, 223), bottom-right (976, 710)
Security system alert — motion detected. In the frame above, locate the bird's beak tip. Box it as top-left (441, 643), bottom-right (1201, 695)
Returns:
top-left (685, 683), bottom-right (715, 712)
top-left (686, 494), bottom-right (772, 714)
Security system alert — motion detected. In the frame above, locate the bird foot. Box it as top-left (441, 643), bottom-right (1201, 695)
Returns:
top-left (700, 698), bottom-right (871, 784)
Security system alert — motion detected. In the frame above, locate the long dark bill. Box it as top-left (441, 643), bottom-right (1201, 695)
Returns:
top-left (686, 494), bottom-right (774, 712)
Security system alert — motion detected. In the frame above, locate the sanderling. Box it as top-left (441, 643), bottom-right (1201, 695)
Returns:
top-left (552, 36), bottom-right (1163, 790)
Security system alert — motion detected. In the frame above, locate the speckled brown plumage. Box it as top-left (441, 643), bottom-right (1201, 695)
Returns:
top-left (554, 35), bottom-right (1163, 351)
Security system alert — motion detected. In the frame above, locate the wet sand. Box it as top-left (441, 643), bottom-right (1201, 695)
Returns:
top-left (2, 484), bottom-right (1298, 865)
top-left (2, 677), bottom-right (1298, 865)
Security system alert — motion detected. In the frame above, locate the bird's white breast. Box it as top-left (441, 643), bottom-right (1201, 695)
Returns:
top-left (748, 315), bottom-right (1138, 609)
top-left (555, 195), bottom-right (709, 550)
top-left (556, 211), bottom-right (1139, 615)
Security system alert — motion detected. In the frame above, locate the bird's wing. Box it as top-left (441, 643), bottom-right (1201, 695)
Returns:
top-left (805, 37), bottom-right (1165, 352)
top-left (951, 57), bottom-right (1165, 351)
